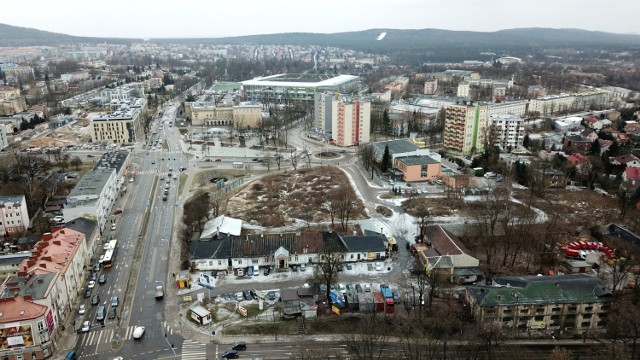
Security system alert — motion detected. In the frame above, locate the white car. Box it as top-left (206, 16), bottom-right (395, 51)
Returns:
top-left (88, 280), bottom-right (96, 289)
top-left (111, 223), bottom-right (116, 231)
top-left (132, 326), bottom-right (145, 339)
top-left (98, 255), bottom-right (105, 264)
top-left (375, 262), bottom-right (383, 271)
top-left (78, 304), bottom-right (86, 315)
top-left (52, 215), bottom-right (65, 224)
top-left (81, 321), bottom-right (91, 333)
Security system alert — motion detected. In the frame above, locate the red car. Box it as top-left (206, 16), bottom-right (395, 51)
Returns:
top-left (215, 158), bottom-right (222, 162)
top-left (113, 209), bottom-right (123, 215)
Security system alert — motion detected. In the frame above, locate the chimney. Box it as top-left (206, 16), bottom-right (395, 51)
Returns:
top-left (53, 240), bottom-right (61, 246)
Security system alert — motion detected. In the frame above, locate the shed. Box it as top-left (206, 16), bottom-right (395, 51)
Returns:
top-left (189, 304), bottom-right (212, 325)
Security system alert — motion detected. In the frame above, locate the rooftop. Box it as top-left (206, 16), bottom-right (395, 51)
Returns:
top-left (467, 274), bottom-right (612, 307)
top-left (68, 168), bottom-right (115, 198)
top-left (241, 73), bottom-right (359, 89)
top-left (372, 139), bottom-right (419, 156)
top-left (0, 195), bottom-right (25, 206)
top-left (396, 155), bottom-right (440, 166)
top-left (0, 295), bottom-right (47, 322)
top-left (93, 150), bottom-right (130, 174)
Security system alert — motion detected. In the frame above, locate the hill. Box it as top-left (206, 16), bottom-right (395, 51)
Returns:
top-left (0, 23), bottom-right (135, 47)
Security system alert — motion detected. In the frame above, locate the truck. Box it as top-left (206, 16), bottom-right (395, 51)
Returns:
top-left (155, 285), bottom-right (164, 299)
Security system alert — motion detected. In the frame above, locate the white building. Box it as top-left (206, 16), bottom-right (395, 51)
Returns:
top-left (0, 195), bottom-right (30, 237)
top-left (314, 93), bottom-right (371, 146)
top-left (489, 114), bottom-right (525, 150)
top-left (63, 168), bottom-right (117, 233)
top-left (488, 100), bottom-right (528, 117)
top-left (457, 82), bottom-right (470, 97)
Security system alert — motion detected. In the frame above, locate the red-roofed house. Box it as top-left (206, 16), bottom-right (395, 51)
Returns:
top-left (567, 153), bottom-right (591, 174)
top-left (623, 167), bottom-right (640, 188)
top-left (585, 116), bottom-right (603, 130)
top-left (598, 139), bottom-right (613, 155)
top-left (0, 227), bottom-right (89, 359)
top-left (415, 225), bottom-right (481, 284)
top-left (612, 154), bottom-right (640, 168)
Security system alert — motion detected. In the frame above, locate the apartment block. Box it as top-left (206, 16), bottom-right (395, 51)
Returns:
top-left (423, 79), bottom-right (438, 95)
top-left (333, 99), bottom-right (371, 147)
top-left (443, 102), bottom-right (488, 156)
top-left (90, 105), bottom-right (144, 145)
top-left (0, 195), bottom-right (30, 237)
top-left (63, 168), bottom-right (117, 233)
top-left (489, 114), bottom-right (525, 150)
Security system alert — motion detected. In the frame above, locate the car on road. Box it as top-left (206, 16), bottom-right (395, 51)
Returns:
top-left (164, 189), bottom-right (169, 195)
top-left (78, 304), bottom-right (86, 315)
top-left (232, 341), bottom-right (247, 350)
top-left (99, 274), bottom-right (107, 284)
top-left (81, 321), bottom-right (91, 333)
top-left (108, 306), bottom-right (117, 320)
top-left (252, 158), bottom-right (258, 162)
top-left (222, 350), bottom-right (239, 359)
top-left (110, 223), bottom-right (116, 231)
top-left (90, 272), bottom-right (98, 281)
top-left (96, 305), bottom-right (105, 322)
top-left (267, 291), bottom-right (277, 301)
top-left (111, 296), bottom-right (119, 307)
top-left (86, 154), bottom-right (94, 158)
top-left (132, 326), bottom-right (145, 339)
top-left (92, 263), bottom-right (100, 272)
top-left (88, 280), bottom-right (96, 289)
top-left (375, 262), bottom-right (383, 271)
top-left (113, 208), bottom-right (123, 215)
top-left (84, 288), bottom-right (92, 298)
top-left (215, 158), bottom-right (222, 162)
top-left (355, 284), bottom-right (363, 293)
top-left (162, 195), bottom-right (168, 201)
top-left (91, 294), bottom-right (100, 306)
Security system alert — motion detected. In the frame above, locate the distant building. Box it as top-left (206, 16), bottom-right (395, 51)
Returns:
top-left (60, 70), bottom-right (90, 82)
top-left (241, 73), bottom-right (360, 105)
top-left (466, 274), bottom-right (612, 336)
top-left (394, 155), bottom-right (441, 182)
top-left (0, 195), bottom-right (29, 237)
top-left (187, 101), bottom-right (262, 128)
top-left (489, 114), bottom-right (525, 150)
top-left (457, 82), bottom-right (470, 98)
top-left (90, 99), bottom-right (146, 144)
top-left (444, 101), bottom-right (488, 156)
top-left (423, 79), bottom-right (438, 95)
top-left (488, 101), bottom-right (528, 117)
top-left (334, 98), bottom-right (370, 147)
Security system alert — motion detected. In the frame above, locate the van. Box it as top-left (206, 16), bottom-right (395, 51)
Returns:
top-left (253, 265), bottom-right (259, 276)
top-left (65, 351), bottom-right (77, 360)
top-left (237, 268), bottom-right (244, 277)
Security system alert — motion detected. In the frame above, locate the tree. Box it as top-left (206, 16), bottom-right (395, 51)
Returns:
top-left (591, 138), bottom-right (601, 156)
top-left (336, 188), bottom-right (357, 231)
top-left (13, 153), bottom-right (51, 206)
top-left (413, 205), bottom-right (431, 243)
top-left (358, 144), bottom-right (376, 179)
top-left (380, 144), bottom-right (392, 173)
top-left (522, 133), bottom-right (530, 149)
top-left (53, 150), bottom-right (70, 172)
top-left (311, 233), bottom-right (344, 305)
top-left (323, 190), bottom-right (341, 227)
top-left (344, 315), bottom-right (390, 360)
top-left (182, 191), bottom-right (211, 233)
top-left (289, 150), bottom-right (299, 170)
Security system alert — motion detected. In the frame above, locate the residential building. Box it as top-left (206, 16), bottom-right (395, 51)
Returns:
top-left (488, 101), bottom-right (528, 117)
top-left (314, 92), bottom-right (336, 134)
top-left (563, 135), bottom-right (592, 153)
top-left (623, 167), bottom-right (640, 189)
top-left (0, 63), bottom-right (34, 81)
top-left (443, 101), bottom-right (488, 156)
top-left (457, 82), bottom-right (470, 97)
top-left (611, 154), bottom-right (640, 168)
top-left (0, 195), bottom-right (30, 237)
top-left (63, 168), bottom-right (117, 234)
top-left (0, 227), bottom-right (90, 359)
top-left (597, 224), bottom-right (640, 259)
top-left (466, 274), bottom-right (612, 336)
top-left (489, 114), bottom-right (525, 150)
top-left (189, 231), bottom-right (387, 272)
top-left (333, 98), bottom-right (370, 147)
top-left (394, 155), bottom-right (441, 182)
top-left (0, 252), bottom-right (31, 279)
top-left (0, 96), bottom-right (27, 116)
top-left (0, 86), bottom-right (20, 100)
top-left (241, 73), bottom-right (360, 105)
top-left (414, 225), bottom-right (481, 284)
top-left (567, 153), bottom-right (591, 174)
top-left (423, 79), bottom-right (438, 95)
top-left (93, 150), bottom-right (132, 189)
top-left (90, 104), bottom-right (144, 145)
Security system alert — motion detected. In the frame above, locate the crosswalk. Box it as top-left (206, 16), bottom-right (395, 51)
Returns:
top-left (78, 321), bottom-right (174, 347)
top-left (181, 339), bottom-right (207, 360)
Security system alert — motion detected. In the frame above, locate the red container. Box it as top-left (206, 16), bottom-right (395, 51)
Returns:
top-left (373, 292), bottom-right (385, 312)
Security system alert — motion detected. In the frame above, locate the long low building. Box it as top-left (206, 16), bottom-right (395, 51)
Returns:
top-left (241, 73), bottom-right (361, 104)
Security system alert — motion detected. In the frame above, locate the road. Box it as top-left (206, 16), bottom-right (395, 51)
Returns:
top-left (74, 103), bottom-right (199, 359)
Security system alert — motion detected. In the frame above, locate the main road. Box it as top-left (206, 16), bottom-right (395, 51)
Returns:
top-left (73, 102), bottom-right (198, 359)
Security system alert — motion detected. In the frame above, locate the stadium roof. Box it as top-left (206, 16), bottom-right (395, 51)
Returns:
top-left (241, 74), bottom-right (359, 88)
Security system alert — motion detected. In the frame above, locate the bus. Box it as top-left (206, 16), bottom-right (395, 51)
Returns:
top-left (102, 249), bottom-right (115, 268)
top-left (103, 239), bottom-right (118, 252)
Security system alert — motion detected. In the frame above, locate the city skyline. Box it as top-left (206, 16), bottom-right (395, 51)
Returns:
top-left (0, 0), bottom-right (637, 39)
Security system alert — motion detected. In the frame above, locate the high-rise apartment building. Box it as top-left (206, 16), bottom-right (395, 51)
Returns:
top-left (333, 99), bottom-right (371, 147)
top-left (443, 102), bottom-right (488, 156)
top-left (489, 114), bottom-right (525, 150)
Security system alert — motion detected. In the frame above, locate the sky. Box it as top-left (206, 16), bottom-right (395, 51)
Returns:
top-left (0, 0), bottom-right (637, 39)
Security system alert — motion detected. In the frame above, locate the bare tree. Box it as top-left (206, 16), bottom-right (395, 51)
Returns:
top-left (323, 190), bottom-right (341, 227)
top-left (290, 150), bottom-right (299, 170)
top-left (344, 315), bottom-right (390, 360)
top-left (261, 155), bottom-right (273, 171)
top-left (13, 152), bottom-right (51, 206)
top-left (358, 143), bottom-right (376, 179)
top-left (69, 156), bottom-right (83, 171)
top-left (413, 205), bottom-right (431, 243)
top-left (210, 191), bottom-right (230, 218)
top-left (273, 148), bottom-right (283, 171)
top-left (311, 234), bottom-right (344, 305)
top-left (53, 150), bottom-right (70, 172)
top-left (337, 189), bottom-right (357, 231)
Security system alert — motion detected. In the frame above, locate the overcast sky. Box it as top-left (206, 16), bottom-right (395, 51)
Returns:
top-left (0, 0), bottom-right (637, 39)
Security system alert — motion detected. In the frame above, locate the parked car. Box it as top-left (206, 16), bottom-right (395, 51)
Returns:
top-left (91, 294), bottom-right (100, 306)
top-left (98, 255), bottom-right (105, 264)
top-left (375, 262), bottom-right (383, 271)
top-left (132, 326), bottom-right (145, 339)
top-left (90, 272), bottom-right (98, 281)
top-left (88, 280), bottom-right (96, 289)
top-left (235, 292), bottom-right (244, 302)
top-left (247, 266), bottom-right (254, 277)
top-left (291, 265), bottom-right (298, 272)
top-left (243, 290), bottom-right (252, 301)
top-left (215, 158), bottom-right (222, 162)
top-left (113, 208), bottom-right (123, 215)
top-left (355, 284), bottom-right (363, 293)
top-left (267, 291), bottom-right (277, 301)
top-left (237, 268), bottom-right (244, 277)
top-left (232, 341), bottom-right (247, 350)
top-left (111, 296), bottom-right (119, 307)
top-left (110, 223), bottom-right (116, 231)
top-left (263, 267), bottom-right (270, 276)
top-left (162, 195), bottom-right (168, 201)
top-left (346, 263), bottom-right (353, 270)
top-left (84, 288), bottom-right (92, 298)
top-left (78, 304), bottom-right (86, 315)
top-left (364, 283), bottom-right (371, 292)
top-left (392, 290), bottom-right (401, 304)
top-left (299, 263), bottom-right (306, 272)
top-left (92, 263), bottom-right (100, 272)
top-left (99, 274), bottom-right (107, 284)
